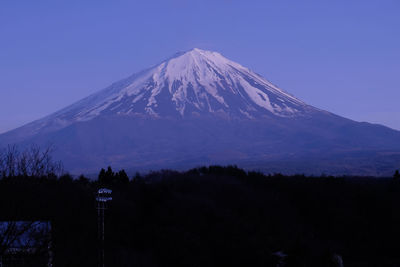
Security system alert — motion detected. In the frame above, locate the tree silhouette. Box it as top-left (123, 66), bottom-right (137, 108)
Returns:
top-left (98, 166), bottom-right (129, 185)
top-left (115, 169), bottom-right (129, 184)
top-left (0, 145), bottom-right (63, 178)
top-left (98, 168), bottom-right (106, 184)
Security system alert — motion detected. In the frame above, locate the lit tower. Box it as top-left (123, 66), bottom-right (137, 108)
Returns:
top-left (96, 188), bottom-right (112, 267)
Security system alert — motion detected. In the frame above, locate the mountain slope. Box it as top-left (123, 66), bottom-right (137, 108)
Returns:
top-left (1, 49), bottom-right (317, 141)
top-left (1, 49), bottom-right (399, 175)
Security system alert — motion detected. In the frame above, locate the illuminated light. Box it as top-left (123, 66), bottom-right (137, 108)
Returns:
top-left (98, 188), bottom-right (112, 194)
top-left (96, 197), bottom-right (113, 202)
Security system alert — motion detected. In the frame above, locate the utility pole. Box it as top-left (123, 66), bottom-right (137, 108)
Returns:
top-left (96, 188), bottom-right (112, 267)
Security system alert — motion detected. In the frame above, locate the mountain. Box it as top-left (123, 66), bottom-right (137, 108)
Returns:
top-left (1, 48), bottom-right (400, 175)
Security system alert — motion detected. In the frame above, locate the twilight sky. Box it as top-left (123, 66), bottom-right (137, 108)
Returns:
top-left (0, 0), bottom-right (399, 133)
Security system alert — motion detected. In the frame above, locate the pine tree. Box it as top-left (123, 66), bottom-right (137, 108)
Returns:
top-left (116, 169), bottom-right (129, 183)
top-left (394, 170), bottom-right (400, 179)
top-left (98, 168), bottom-right (106, 184)
top-left (103, 166), bottom-right (114, 184)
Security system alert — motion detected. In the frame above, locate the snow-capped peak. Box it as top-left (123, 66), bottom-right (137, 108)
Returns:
top-left (16, 49), bottom-right (315, 136)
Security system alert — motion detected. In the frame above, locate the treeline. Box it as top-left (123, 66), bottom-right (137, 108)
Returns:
top-left (0, 148), bottom-right (400, 266)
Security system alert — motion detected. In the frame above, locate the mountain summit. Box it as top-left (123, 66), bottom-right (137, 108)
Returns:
top-left (1, 49), bottom-right (400, 175)
top-left (17, 48), bottom-right (316, 138)
top-left (62, 48), bottom-right (311, 120)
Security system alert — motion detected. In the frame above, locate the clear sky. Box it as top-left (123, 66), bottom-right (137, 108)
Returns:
top-left (0, 0), bottom-right (399, 133)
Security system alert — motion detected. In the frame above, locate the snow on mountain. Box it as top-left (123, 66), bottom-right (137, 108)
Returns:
top-left (2, 48), bottom-right (400, 175)
top-left (22, 48), bottom-right (316, 135)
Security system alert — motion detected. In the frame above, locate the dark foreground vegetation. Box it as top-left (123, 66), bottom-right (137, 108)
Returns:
top-left (0, 166), bottom-right (400, 266)
top-left (1, 146), bottom-right (400, 266)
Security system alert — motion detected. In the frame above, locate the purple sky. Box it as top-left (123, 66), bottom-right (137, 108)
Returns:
top-left (0, 0), bottom-right (399, 133)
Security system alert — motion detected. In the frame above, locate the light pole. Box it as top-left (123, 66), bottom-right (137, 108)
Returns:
top-left (96, 188), bottom-right (112, 267)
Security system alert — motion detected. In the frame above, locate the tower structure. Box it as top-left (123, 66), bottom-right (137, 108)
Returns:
top-left (96, 188), bottom-right (112, 267)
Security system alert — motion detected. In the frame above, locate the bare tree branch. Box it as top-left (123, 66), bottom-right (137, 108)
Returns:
top-left (0, 144), bottom-right (64, 178)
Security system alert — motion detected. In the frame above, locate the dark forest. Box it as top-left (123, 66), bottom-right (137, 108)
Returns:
top-left (1, 162), bottom-right (400, 266)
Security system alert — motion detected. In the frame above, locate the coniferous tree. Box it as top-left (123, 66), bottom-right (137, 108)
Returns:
top-left (98, 168), bottom-right (106, 184)
top-left (105, 166), bottom-right (113, 177)
top-left (116, 169), bottom-right (129, 184)
top-left (104, 166), bottom-right (114, 184)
